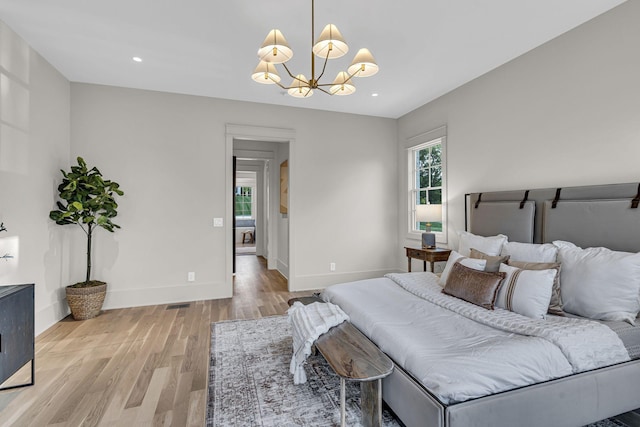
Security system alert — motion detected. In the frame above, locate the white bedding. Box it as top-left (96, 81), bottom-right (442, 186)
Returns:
top-left (321, 272), bottom-right (630, 404)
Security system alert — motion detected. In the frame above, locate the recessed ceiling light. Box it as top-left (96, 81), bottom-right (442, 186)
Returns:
top-left (132, 57), bottom-right (143, 63)
top-left (371, 93), bottom-right (379, 97)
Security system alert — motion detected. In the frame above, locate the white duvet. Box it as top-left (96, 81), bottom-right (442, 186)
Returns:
top-left (321, 272), bottom-right (630, 404)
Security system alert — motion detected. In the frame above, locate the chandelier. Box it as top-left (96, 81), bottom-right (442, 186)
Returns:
top-left (251, 0), bottom-right (379, 98)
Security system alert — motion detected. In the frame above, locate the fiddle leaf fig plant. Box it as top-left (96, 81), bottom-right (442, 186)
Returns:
top-left (49, 157), bottom-right (124, 287)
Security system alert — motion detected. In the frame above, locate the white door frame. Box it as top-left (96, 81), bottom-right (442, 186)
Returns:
top-left (225, 124), bottom-right (296, 292)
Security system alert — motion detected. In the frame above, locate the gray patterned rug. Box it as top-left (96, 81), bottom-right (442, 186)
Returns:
top-left (206, 315), bottom-right (631, 427)
top-left (207, 315), bottom-right (400, 426)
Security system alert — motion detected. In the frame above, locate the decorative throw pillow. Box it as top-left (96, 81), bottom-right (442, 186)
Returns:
top-left (500, 242), bottom-right (558, 263)
top-left (442, 261), bottom-right (506, 310)
top-left (554, 240), bottom-right (640, 324)
top-left (438, 250), bottom-right (487, 286)
top-left (457, 231), bottom-right (507, 257)
top-left (497, 263), bottom-right (556, 319)
top-left (470, 248), bottom-right (510, 273)
top-left (507, 260), bottom-right (563, 316)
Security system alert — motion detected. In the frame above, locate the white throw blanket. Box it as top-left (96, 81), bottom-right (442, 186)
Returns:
top-left (287, 301), bottom-right (349, 384)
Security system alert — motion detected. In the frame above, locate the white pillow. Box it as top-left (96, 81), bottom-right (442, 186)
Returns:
top-left (554, 240), bottom-right (640, 324)
top-left (457, 231), bottom-right (507, 257)
top-left (496, 263), bottom-right (556, 319)
top-left (439, 250), bottom-right (487, 286)
top-left (500, 242), bottom-right (558, 263)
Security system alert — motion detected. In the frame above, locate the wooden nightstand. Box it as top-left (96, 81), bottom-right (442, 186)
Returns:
top-left (404, 247), bottom-right (451, 273)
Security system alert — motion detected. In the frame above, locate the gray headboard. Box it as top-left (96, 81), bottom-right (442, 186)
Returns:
top-left (466, 182), bottom-right (640, 252)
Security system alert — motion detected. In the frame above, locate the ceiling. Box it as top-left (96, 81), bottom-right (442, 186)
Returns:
top-left (0, 0), bottom-right (626, 119)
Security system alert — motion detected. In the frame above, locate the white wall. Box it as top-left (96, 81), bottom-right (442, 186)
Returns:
top-left (70, 83), bottom-right (398, 307)
top-left (0, 20), bottom-right (71, 334)
top-left (397, 0), bottom-right (640, 262)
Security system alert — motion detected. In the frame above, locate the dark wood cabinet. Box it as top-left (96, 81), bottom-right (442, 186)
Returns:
top-left (0, 284), bottom-right (35, 390)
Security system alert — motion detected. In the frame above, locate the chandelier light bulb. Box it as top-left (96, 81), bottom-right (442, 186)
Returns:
top-left (251, 61), bottom-right (281, 84)
top-left (347, 48), bottom-right (379, 77)
top-left (257, 29), bottom-right (294, 64)
top-left (313, 24), bottom-right (349, 59)
top-left (287, 74), bottom-right (313, 98)
top-left (330, 71), bottom-right (356, 96)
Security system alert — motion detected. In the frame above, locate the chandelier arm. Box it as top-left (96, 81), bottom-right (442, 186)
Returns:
top-left (316, 86), bottom-right (333, 95)
top-left (272, 79), bottom-right (289, 90)
top-left (344, 68), bottom-right (360, 81)
top-left (316, 82), bottom-right (342, 87)
top-left (281, 62), bottom-right (299, 80)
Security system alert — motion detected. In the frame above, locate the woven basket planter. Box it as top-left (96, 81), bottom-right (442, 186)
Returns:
top-left (66, 282), bottom-right (107, 320)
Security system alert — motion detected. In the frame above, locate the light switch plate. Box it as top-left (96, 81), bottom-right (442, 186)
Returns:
top-left (213, 218), bottom-right (223, 227)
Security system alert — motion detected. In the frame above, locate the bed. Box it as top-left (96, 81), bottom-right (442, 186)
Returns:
top-left (321, 182), bottom-right (640, 427)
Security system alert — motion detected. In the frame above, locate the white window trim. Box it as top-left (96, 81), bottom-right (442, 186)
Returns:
top-left (405, 126), bottom-right (447, 244)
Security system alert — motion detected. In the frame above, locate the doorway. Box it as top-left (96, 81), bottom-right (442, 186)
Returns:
top-left (231, 139), bottom-right (290, 278)
top-left (225, 124), bottom-right (296, 293)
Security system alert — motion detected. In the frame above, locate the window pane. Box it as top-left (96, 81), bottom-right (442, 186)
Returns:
top-left (419, 169), bottom-right (430, 188)
top-left (431, 144), bottom-right (442, 165)
top-left (416, 190), bottom-right (427, 205)
top-left (428, 221), bottom-right (443, 232)
top-left (428, 189), bottom-right (442, 205)
top-left (430, 166), bottom-right (442, 187)
top-left (417, 148), bottom-right (430, 169)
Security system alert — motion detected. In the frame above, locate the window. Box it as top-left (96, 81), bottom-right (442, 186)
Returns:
top-left (235, 186), bottom-right (254, 218)
top-left (408, 133), bottom-right (446, 241)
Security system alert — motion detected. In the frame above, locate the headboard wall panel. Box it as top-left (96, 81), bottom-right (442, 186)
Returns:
top-left (470, 201), bottom-right (535, 243)
top-left (542, 200), bottom-right (640, 252)
top-left (467, 182), bottom-right (640, 252)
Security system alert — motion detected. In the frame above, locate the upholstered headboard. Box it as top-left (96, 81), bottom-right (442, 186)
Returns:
top-left (466, 182), bottom-right (640, 252)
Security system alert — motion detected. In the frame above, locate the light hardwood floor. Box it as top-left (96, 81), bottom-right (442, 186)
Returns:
top-left (0, 256), bottom-right (315, 427)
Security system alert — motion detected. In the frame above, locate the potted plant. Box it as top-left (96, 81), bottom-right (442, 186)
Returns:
top-left (49, 157), bottom-right (124, 320)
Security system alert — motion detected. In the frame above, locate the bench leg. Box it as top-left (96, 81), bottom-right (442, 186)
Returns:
top-left (361, 379), bottom-right (383, 427)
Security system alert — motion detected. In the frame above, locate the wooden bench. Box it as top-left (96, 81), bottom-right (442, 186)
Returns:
top-left (289, 296), bottom-right (394, 427)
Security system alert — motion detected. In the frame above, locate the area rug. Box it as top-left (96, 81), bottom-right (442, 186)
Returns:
top-left (206, 315), bottom-right (631, 427)
top-left (207, 315), bottom-right (400, 427)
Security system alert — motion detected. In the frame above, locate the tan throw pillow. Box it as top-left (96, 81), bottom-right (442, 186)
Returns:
top-left (442, 261), bottom-right (506, 310)
top-left (470, 248), bottom-right (510, 273)
top-left (507, 260), bottom-right (563, 316)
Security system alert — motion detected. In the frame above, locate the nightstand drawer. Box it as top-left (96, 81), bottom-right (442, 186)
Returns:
top-left (406, 248), bottom-right (426, 259)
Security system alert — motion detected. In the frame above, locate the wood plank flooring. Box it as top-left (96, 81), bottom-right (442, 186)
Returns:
top-left (0, 256), bottom-right (315, 427)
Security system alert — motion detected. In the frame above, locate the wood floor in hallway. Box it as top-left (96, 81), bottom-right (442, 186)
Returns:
top-left (0, 256), bottom-right (316, 427)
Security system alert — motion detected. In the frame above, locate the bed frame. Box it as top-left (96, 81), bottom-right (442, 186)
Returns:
top-left (382, 181), bottom-right (640, 427)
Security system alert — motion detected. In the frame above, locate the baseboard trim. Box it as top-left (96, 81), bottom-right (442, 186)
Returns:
top-left (35, 299), bottom-right (70, 336)
top-left (102, 282), bottom-right (232, 311)
top-left (277, 259), bottom-right (289, 279)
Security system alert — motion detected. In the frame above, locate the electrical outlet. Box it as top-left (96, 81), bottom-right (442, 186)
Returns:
top-left (188, 272), bottom-right (195, 282)
top-left (330, 262), bottom-right (336, 272)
